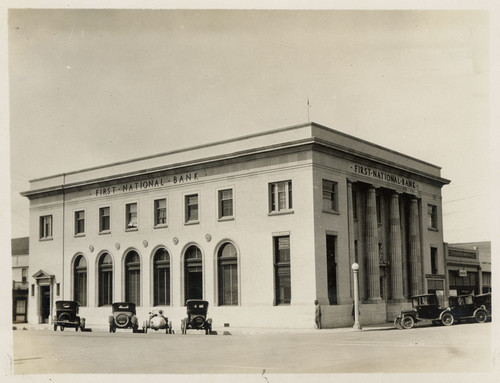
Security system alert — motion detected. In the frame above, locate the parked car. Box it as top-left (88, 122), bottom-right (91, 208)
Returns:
top-left (475, 293), bottom-right (492, 319)
top-left (108, 302), bottom-right (139, 333)
top-left (143, 309), bottom-right (173, 334)
top-left (448, 294), bottom-right (490, 323)
top-left (53, 300), bottom-right (86, 332)
top-left (180, 299), bottom-right (212, 335)
top-left (394, 294), bottom-right (454, 329)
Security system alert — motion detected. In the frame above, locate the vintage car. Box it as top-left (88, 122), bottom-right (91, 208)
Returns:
top-left (475, 293), bottom-right (492, 319)
top-left (180, 299), bottom-right (212, 335)
top-left (143, 309), bottom-right (173, 334)
top-left (448, 294), bottom-right (490, 323)
top-left (53, 300), bottom-right (86, 331)
top-left (108, 302), bottom-right (139, 333)
top-left (394, 293), bottom-right (454, 329)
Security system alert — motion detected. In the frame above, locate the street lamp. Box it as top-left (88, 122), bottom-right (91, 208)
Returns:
top-left (352, 263), bottom-right (362, 331)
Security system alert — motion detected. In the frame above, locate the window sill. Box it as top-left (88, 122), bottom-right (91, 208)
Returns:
top-left (39, 237), bottom-right (53, 242)
top-left (428, 227), bottom-right (439, 232)
top-left (125, 228), bottom-right (139, 232)
top-left (74, 233), bottom-right (85, 238)
top-left (154, 224), bottom-right (168, 229)
top-left (99, 230), bottom-right (111, 235)
top-left (184, 220), bottom-right (200, 226)
top-left (322, 209), bottom-right (340, 215)
top-left (268, 210), bottom-right (294, 217)
top-left (218, 216), bottom-right (234, 222)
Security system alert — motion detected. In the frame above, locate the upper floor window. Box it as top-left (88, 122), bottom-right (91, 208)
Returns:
top-left (99, 207), bottom-right (110, 233)
top-left (269, 181), bottom-right (292, 213)
top-left (75, 210), bottom-right (85, 236)
top-left (428, 204), bottom-right (438, 230)
top-left (39, 215), bottom-right (53, 239)
top-left (352, 190), bottom-right (358, 220)
top-left (154, 198), bottom-right (167, 227)
top-left (185, 194), bottom-right (199, 223)
top-left (218, 189), bottom-right (233, 219)
top-left (126, 203), bottom-right (138, 230)
top-left (22, 268), bottom-right (27, 282)
top-left (322, 180), bottom-right (338, 212)
top-left (430, 247), bottom-right (438, 275)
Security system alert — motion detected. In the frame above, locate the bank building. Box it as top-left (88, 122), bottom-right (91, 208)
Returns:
top-left (22, 122), bottom-right (450, 329)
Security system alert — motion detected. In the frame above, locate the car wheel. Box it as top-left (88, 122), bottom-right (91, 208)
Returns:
top-left (400, 316), bottom-right (414, 329)
top-left (75, 325), bottom-right (79, 332)
top-left (475, 310), bottom-right (487, 323)
top-left (109, 325), bottom-right (114, 333)
top-left (441, 312), bottom-right (454, 326)
top-left (60, 326), bottom-right (65, 331)
top-left (54, 324), bottom-right (58, 331)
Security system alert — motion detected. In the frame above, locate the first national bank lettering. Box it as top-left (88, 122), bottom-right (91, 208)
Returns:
top-left (353, 164), bottom-right (417, 189)
top-left (94, 172), bottom-right (199, 197)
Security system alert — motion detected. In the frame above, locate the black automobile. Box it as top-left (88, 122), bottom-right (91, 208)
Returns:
top-left (448, 294), bottom-right (490, 323)
top-left (180, 299), bottom-right (212, 335)
top-left (394, 294), bottom-right (454, 329)
top-left (53, 300), bottom-right (86, 332)
top-left (108, 302), bottom-right (139, 333)
top-left (475, 293), bottom-right (491, 319)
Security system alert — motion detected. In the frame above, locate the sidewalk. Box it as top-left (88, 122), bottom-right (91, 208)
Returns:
top-left (12, 322), bottom-right (396, 334)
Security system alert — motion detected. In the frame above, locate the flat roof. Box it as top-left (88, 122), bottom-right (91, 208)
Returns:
top-left (23, 122), bottom-right (450, 196)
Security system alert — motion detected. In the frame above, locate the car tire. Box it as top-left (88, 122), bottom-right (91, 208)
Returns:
top-left (441, 312), bottom-right (454, 326)
top-left (60, 326), bottom-right (65, 331)
top-left (400, 316), bottom-right (414, 329)
top-left (109, 325), bottom-right (114, 333)
top-left (75, 325), bottom-right (79, 332)
top-left (54, 324), bottom-right (58, 331)
top-left (475, 310), bottom-right (487, 323)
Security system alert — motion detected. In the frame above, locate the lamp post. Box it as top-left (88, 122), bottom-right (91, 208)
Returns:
top-left (352, 263), bottom-right (362, 331)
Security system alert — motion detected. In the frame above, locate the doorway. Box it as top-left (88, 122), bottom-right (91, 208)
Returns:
top-left (40, 286), bottom-right (51, 323)
top-left (326, 235), bottom-right (338, 305)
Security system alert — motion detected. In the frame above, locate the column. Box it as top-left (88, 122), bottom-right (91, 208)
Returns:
top-left (389, 193), bottom-right (404, 300)
top-left (366, 186), bottom-right (381, 301)
top-left (347, 180), bottom-right (355, 300)
top-left (409, 198), bottom-right (422, 296)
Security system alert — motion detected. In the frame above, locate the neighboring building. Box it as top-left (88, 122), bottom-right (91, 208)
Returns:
top-left (21, 122), bottom-right (450, 329)
top-left (12, 237), bottom-right (29, 323)
top-left (446, 241), bottom-right (491, 296)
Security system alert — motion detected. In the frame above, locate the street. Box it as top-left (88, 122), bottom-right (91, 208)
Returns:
top-left (11, 322), bottom-right (493, 375)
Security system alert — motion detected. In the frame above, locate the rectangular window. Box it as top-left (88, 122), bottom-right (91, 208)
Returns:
top-left (352, 190), bottom-right (358, 220)
top-left (39, 215), bottom-right (53, 239)
top-left (376, 195), bottom-right (382, 224)
top-left (430, 247), bottom-right (438, 275)
top-left (31, 284), bottom-right (35, 297)
top-left (22, 268), bottom-right (27, 283)
top-left (274, 236), bottom-right (291, 305)
top-left (154, 198), bottom-right (167, 226)
top-left (322, 180), bottom-right (338, 212)
top-left (75, 210), bottom-right (85, 235)
top-left (428, 204), bottom-right (438, 229)
top-left (218, 189), bottom-right (233, 219)
top-left (269, 181), bottom-right (292, 213)
top-left (125, 203), bottom-right (138, 230)
top-left (56, 283), bottom-right (60, 296)
top-left (185, 194), bottom-right (199, 223)
top-left (99, 207), bottom-right (110, 233)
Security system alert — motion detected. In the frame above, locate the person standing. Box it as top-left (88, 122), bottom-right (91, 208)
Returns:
top-left (314, 300), bottom-right (322, 329)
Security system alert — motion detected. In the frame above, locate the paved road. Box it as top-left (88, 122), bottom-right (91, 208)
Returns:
top-left (11, 322), bottom-right (492, 374)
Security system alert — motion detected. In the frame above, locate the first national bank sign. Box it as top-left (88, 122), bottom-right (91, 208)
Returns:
top-left (92, 172), bottom-right (200, 197)
top-left (352, 164), bottom-right (418, 189)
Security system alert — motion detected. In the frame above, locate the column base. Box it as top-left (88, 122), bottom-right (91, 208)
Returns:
top-left (352, 322), bottom-right (362, 331)
top-left (364, 297), bottom-right (383, 304)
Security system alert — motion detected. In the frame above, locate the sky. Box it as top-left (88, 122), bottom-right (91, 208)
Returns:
top-left (5, 7), bottom-right (494, 244)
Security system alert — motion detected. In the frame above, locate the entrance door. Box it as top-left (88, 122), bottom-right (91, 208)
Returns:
top-left (184, 245), bottom-right (203, 304)
top-left (326, 235), bottom-right (337, 305)
top-left (40, 286), bottom-right (51, 324)
top-left (186, 270), bottom-right (202, 301)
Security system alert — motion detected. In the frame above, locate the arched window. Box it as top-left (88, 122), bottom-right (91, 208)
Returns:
top-left (125, 251), bottom-right (141, 305)
top-left (218, 243), bottom-right (238, 306)
top-left (73, 255), bottom-right (87, 306)
top-left (153, 248), bottom-right (170, 306)
top-left (184, 245), bottom-right (203, 303)
top-left (98, 253), bottom-right (113, 306)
